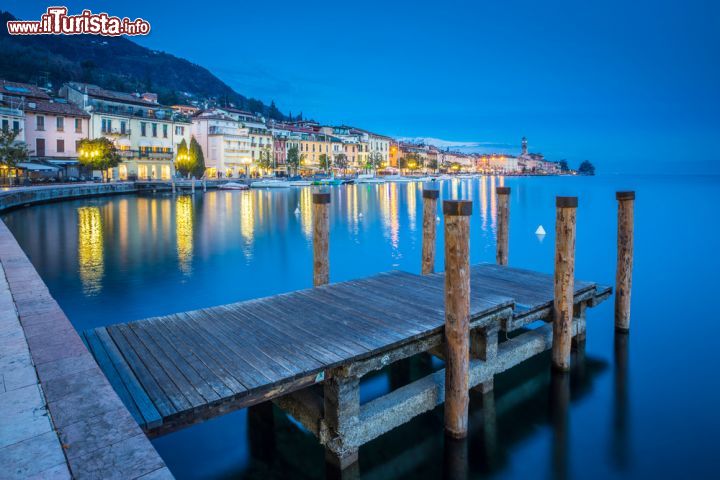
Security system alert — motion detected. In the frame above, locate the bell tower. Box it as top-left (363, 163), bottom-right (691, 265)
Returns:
top-left (521, 137), bottom-right (528, 155)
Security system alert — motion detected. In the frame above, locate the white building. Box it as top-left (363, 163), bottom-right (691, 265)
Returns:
top-left (192, 110), bottom-right (251, 178)
top-left (63, 82), bottom-right (191, 180)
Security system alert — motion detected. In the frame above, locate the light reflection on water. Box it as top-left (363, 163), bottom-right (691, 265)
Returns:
top-left (3, 175), bottom-right (720, 479)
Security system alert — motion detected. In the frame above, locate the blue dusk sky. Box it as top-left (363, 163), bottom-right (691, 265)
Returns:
top-left (9, 1), bottom-right (720, 173)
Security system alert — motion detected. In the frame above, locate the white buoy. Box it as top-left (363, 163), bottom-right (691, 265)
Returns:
top-left (436, 215), bottom-right (441, 222)
top-left (535, 225), bottom-right (546, 235)
top-left (294, 207), bottom-right (300, 215)
top-left (359, 212), bottom-right (364, 218)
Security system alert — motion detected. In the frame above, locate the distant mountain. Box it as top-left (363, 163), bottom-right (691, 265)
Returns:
top-left (0, 10), bottom-right (290, 120)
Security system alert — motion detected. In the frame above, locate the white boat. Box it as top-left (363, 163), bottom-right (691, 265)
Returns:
top-left (413, 176), bottom-right (433, 182)
top-left (219, 181), bottom-right (249, 190)
top-left (250, 179), bottom-right (290, 188)
top-left (383, 174), bottom-right (415, 183)
top-left (356, 174), bottom-right (385, 184)
top-left (288, 180), bottom-right (313, 187)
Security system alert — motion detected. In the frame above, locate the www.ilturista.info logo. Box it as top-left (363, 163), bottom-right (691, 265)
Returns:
top-left (6, 7), bottom-right (151, 36)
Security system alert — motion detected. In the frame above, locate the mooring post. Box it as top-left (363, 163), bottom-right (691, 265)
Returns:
top-left (443, 199), bottom-right (472, 439)
top-left (421, 188), bottom-right (439, 275)
top-left (203, 179), bottom-right (207, 192)
top-left (615, 191), bottom-right (635, 332)
top-left (313, 192), bottom-right (331, 286)
top-left (191, 179), bottom-right (195, 195)
top-left (496, 186), bottom-right (510, 265)
top-left (552, 196), bottom-right (577, 372)
top-left (171, 176), bottom-right (176, 195)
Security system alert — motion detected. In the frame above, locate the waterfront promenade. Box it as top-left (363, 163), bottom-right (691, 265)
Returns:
top-left (0, 185), bottom-right (172, 478)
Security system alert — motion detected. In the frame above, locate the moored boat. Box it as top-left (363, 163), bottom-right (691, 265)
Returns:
top-left (356, 174), bottom-right (386, 184)
top-left (250, 179), bottom-right (290, 188)
top-left (218, 182), bottom-right (249, 190)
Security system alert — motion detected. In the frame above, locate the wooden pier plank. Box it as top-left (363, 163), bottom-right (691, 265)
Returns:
top-left (83, 330), bottom-right (144, 426)
top-left (105, 325), bottom-right (178, 419)
top-left (129, 321), bottom-right (222, 405)
top-left (113, 323), bottom-right (195, 413)
top-left (89, 328), bottom-right (163, 430)
top-left (141, 319), bottom-right (234, 399)
top-left (153, 315), bottom-right (248, 394)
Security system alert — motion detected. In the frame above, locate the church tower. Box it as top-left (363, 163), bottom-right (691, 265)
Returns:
top-left (521, 137), bottom-right (528, 155)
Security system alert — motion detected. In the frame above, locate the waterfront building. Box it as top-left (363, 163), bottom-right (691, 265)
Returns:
top-left (23, 98), bottom-right (90, 178)
top-left (62, 82), bottom-right (191, 180)
top-left (0, 80), bottom-right (28, 143)
top-left (219, 107), bottom-right (274, 172)
top-left (192, 109), bottom-right (251, 178)
top-left (1, 79), bottom-right (92, 179)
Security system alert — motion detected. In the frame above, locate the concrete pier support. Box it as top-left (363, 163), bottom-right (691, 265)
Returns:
top-left (323, 372), bottom-right (360, 472)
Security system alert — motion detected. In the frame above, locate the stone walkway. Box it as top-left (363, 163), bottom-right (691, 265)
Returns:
top-left (0, 265), bottom-right (71, 478)
top-left (0, 219), bottom-right (172, 479)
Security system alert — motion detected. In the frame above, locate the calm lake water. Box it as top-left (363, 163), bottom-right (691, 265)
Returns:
top-left (2, 175), bottom-right (719, 479)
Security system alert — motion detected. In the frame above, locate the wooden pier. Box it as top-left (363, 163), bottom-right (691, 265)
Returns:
top-left (84, 263), bottom-right (609, 463)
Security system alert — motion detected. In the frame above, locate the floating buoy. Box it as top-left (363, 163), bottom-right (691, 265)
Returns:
top-left (436, 215), bottom-right (441, 222)
top-left (294, 207), bottom-right (300, 215)
top-left (359, 212), bottom-right (364, 218)
top-left (535, 225), bottom-right (546, 235)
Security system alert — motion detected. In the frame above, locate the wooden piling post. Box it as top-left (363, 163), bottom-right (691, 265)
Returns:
top-left (615, 191), bottom-right (635, 332)
top-left (496, 186), bottom-right (510, 265)
top-left (443, 199), bottom-right (472, 439)
top-left (203, 179), bottom-right (207, 192)
top-left (421, 189), bottom-right (439, 275)
top-left (171, 177), bottom-right (176, 195)
top-left (191, 179), bottom-right (195, 195)
top-left (552, 196), bottom-right (577, 372)
top-left (313, 192), bottom-right (331, 287)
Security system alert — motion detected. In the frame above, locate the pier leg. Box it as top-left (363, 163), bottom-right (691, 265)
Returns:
top-left (572, 302), bottom-right (587, 350)
top-left (323, 373), bottom-right (360, 472)
top-left (421, 188), bottom-right (439, 275)
top-left (312, 192), bottom-right (331, 286)
top-left (552, 196), bottom-right (577, 372)
top-left (443, 199), bottom-right (472, 439)
top-left (615, 191), bottom-right (635, 332)
top-left (471, 325), bottom-right (498, 396)
top-left (496, 187), bottom-right (510, 265)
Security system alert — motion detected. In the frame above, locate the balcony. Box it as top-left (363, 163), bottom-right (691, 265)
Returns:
top-left (101, 128), bottom-right (131, 137)
top-left (116, 149), bottom-right (174, 160)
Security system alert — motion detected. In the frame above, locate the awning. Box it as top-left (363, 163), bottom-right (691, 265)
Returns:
top-left (116, 138), bottom-right (132, 147)
top-left (16, 162), bottom-right (60, 171)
